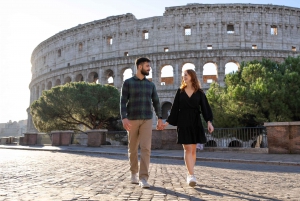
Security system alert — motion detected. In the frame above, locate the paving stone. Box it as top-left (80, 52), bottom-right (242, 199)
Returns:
top-left (0, 149), bottom-right (300, 200)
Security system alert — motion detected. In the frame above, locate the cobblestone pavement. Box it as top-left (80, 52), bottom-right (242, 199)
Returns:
top-left (0, 149), bottom-right (299, 201)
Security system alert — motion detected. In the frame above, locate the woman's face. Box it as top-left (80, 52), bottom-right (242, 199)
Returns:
top-left (183, 71), bottom-right (191, 83)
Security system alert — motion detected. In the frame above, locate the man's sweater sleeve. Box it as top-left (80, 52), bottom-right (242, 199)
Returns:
top-left (120, 80), bottom-right (129, 119)
top-left (152, 84), bottom-right (162, 118)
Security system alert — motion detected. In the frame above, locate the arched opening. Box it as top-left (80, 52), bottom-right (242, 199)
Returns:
top-left (41, 84), bottom-right (45, 94)
top-left (161, 65), bottom-right (173, 85)
top-left (75, 74), bottom-right (84, 82)
top-left (146, 67), bottom-right (152, 81)
top-left (205, 140), bottom-right (217, 147)
top-left (228, 140), bottom-right (242, 147)
top-left (78, 42), bottom-right (83, 51)
top-left (143, 30), bottom-right (149, 40)
top-left (123, 68), bottom-right (133, 81)
top-left (225, 62), bottom-right (239, 74)
top-left (182, 63), bottom-right (196, 76)
top-left (47, 81), bottom-right (52, 90)
top-left (64, 76), bottom-right (71, 84)
top-left (162, 102), bottom-right (172, 119)
top-left (105, 69), bottom-right (114, 86)
top-left (55, 79), bottom-right (61, 86)
top-left (203, 62), bottom-right (218, 84)
top-left (88, 72), bottom-right (99, 83)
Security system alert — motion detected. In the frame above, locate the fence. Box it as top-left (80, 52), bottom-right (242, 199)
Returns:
top-left (204, 127), bottom-right (267, 148)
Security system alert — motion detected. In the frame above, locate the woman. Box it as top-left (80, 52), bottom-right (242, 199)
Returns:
top-left (163, 69), bottom-right (214, 187)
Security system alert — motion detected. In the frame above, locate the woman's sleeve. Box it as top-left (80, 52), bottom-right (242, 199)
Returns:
top-left (200, 91), bottom-right (213, 123)
top-left (166, 89), bottom-right (180, 126)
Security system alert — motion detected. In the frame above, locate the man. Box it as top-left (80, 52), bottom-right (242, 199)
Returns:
top-left (120, 57), bottom-right (163, 188)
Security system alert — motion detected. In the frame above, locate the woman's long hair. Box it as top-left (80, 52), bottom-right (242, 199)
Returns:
top-left (180, 69), bottom-right (202, 92)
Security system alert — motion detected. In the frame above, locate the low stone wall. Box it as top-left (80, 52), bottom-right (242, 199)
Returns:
top-left (86, 129), bottom-right (107, 147)
top-left (152, 126), bottom-right (182, 150)
top-left (51, 131), bottom-right (73, 146)
top-left (264, 122), bottom-right (300, 154)
top-left (24, 132), bottom-right (38, 145)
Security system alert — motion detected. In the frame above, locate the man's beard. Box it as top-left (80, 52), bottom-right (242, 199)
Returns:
top-left (141, 68), bottom-right (149, 76)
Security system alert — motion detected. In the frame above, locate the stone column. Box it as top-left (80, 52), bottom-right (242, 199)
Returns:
top-left (98, 67), bottom-right (104, 84)
top-left (217, 58), bottom-right (226, 86)
top-left (196, 58), bottom-right (203, 84)
top-left (113, 66), bottom-right (122, 89)
top-left (174, 62), bottom-right (180, 87)
top-left (151, 60), bottom-right (159, 85)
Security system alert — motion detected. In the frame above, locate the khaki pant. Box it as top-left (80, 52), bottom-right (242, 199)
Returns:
top-left (127, 119), bottom-right (152, 180)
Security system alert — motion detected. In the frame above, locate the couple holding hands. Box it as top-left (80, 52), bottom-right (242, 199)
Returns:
top-left (120, 57), bottom-right (214, 188)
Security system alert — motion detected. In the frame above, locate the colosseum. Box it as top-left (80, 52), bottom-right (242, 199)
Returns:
top-left (28, 3), bottom-right (300, 131)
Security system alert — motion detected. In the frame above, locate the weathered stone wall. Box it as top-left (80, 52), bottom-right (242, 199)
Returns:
top-left (27, 3), bottom-right (300, 131)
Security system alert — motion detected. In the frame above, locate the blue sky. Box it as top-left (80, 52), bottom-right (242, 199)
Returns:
top-left (0, 0), bottom-right (298, 123)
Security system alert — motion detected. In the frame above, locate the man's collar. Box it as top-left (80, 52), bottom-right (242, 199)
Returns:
top-left (133, 75), bottom-right (146, 80)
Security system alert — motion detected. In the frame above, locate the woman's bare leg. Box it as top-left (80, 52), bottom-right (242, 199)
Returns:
top-left (182, 144), bottom-right (197, 175)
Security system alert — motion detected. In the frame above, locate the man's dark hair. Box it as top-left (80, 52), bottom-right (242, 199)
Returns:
top-left (135, 57), bottom-right (151, 69)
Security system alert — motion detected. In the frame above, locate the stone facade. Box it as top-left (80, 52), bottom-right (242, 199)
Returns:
top-left (0, 120), bottom-right (27, 137)
top-left (28, 3), bottom-right (300, 131)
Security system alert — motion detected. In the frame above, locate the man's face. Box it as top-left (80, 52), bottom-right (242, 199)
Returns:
top-left (140, 62), bottom-right (151, 76)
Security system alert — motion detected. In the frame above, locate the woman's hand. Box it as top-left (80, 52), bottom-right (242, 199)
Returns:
top-left (207, 121), bottom-right (214, 133)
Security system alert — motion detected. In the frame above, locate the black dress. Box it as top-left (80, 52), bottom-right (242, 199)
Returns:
top-left (166, 88), bottom-right (213, 144)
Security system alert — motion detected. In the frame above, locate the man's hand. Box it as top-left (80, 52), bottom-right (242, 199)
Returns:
top-left (207, 121), bottom-right (214, 133)
top-left (156, 119), bottom-right (163, 130)
top-left (122, 118), bottom-right (132, 131)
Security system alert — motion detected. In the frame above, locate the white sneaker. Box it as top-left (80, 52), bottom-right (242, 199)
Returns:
top-left (187, 174), bottom-right (197, 187)
top-left (139, 178), bottom-right (150, 188)
top-left (130, 173), bottom-right (139, 184)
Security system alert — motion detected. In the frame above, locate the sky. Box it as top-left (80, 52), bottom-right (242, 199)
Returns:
top-left (0, 0), bottom-right (298, 123)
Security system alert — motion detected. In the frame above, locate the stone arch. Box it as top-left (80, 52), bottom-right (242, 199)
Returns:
top-left (75, 74), bottom-right (84, 82)
top-left (228, 140), bottom-right (242, 147)
top-left (55, 79), bottom-right (61, 86)
top-left (105, 69), bottom-right (114, 85)
top-left (225, 61), bottom-right (239, 74)
top-left (41, 83), bottom-right (45, 95)
top-left (162, 102), bottom-right (172, 119)
top-left (41, 83), bottom-right (45, 92)
top-left (146, 67), bottom-right (152, 81)
top-left (64, 76), bottom-right (72, 84)
top-left (58, 49), bottom-right (61, 57)
top-left (203, 62), bottom-right (218, 84)
top-left (47, 81), bottom-right (52, 90)
top-left (205, 140), bottom-right (217, 147)
top-left (160, 65), bottom-right (174, 85)
top-left (182, 63), bottom-right (196, 76)
top-left (122, 68), bottom-right (133, 81)
top-left (88, 72), bottom-right (99, 83)
top-left (78, 42), bottom-right (83, 51)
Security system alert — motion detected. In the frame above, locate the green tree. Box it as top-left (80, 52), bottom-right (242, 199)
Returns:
top-left (30, 82), bottom-right (120, 132)
top-left (207, 57), bottom-right (300, 127)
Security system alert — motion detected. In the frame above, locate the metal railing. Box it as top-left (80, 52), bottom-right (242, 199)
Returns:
top-left (204, 127), bottom-right (267, 148)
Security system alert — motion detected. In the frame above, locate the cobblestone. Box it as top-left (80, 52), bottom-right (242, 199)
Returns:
top-left (1, 149), bottom-right (300, 200)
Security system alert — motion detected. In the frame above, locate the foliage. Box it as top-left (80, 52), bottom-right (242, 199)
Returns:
top-left (30, 82), bottom-right (120, 132)
top-left (207, 56), bottom-right (300, 127)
